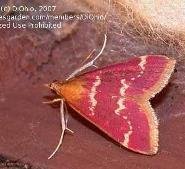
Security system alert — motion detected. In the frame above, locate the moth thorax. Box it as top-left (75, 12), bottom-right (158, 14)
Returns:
top-left (54, 79), bottom-right (85, 102)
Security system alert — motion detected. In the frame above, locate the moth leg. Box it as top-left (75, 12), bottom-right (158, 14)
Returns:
top-left (48, 99), bottom-right (66, 159)
top-left (43, 98), bottom-right (61, 104)
top-left (64, 102), bottom-right (74, 134)
top-left (66, 34), bottom-right (107, 80)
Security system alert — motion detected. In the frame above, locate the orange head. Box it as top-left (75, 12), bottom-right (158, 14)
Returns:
top-left (45, 79), bottom-right (86, 103)
top-left (44, 80), bottom-right (64, 96)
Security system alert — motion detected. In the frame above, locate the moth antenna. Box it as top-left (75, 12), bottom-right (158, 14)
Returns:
top-left (91, 34), bottom-right (107, 63)
top-left (81, 49), bottom-right (96, 65)
top-left (92, 65), bottom-right (98, 68)
top-left (48, 99), bottom-right (66, 159)
top-left (66, 34), bottom-right (107, 80)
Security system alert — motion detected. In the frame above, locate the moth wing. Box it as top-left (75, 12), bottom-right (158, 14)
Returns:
top-left (79, 55), bottom-right (175, 98)
top-left (70, 96), bottom-right (158, 154)
top-left (61, 55), bottom-right (175, 154)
